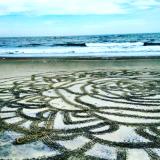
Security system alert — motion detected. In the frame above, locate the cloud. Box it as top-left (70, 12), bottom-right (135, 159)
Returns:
top-left (0, 0), bottom-right (159, 16)
top-left (131, 0), bottom-right (160, 9)
top-left (0, 0), bottom-right (127, 15)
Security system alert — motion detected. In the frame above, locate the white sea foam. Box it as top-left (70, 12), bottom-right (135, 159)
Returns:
top-left (1, 41), bottom-right (160, 58)
top-left (86, 42), bottom-right (144, 47)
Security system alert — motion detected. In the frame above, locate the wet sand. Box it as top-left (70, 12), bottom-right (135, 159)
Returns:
top-left (1, 58), bottom-right (160, 160)
top-left (1, 58), bottom-right (160, 78)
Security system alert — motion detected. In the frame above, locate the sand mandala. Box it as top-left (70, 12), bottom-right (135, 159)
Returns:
top-left (1, 69), bottom-right (160, 159)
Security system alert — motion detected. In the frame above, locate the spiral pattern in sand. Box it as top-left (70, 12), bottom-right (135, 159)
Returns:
top-left (1, 69), bottom-right (160, 159)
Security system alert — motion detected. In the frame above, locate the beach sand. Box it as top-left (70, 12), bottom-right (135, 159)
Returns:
top-left (1, 58), bottom-right (160, 78)
top-left (1, 58), bottom-right (160, 160)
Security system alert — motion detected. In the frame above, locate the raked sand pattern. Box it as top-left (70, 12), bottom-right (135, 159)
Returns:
top-left (1, 69), bottom-right (160, 159)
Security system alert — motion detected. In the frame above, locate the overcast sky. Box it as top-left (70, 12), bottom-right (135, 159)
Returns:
top-left (0, 0), bottom-right (160, 36)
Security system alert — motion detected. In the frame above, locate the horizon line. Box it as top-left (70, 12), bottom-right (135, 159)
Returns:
top-left (0, 32), bottom-right (159, 38)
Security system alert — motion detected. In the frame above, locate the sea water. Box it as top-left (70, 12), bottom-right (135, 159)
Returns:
top-left (0, 33), bottom-right (160, 58)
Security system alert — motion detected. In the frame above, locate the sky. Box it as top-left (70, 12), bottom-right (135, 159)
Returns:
top-left (0, 0), bottom-right (160, 36)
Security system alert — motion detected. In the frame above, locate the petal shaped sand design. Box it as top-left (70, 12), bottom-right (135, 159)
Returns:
top-left (1, 69), bottom-right (160, 159)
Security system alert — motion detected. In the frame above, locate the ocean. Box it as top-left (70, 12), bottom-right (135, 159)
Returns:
top-left (0, 33), bottom-right (160, 58)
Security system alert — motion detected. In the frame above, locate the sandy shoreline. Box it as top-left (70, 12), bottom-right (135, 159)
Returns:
top-left (1, 55), bottom-right (160, 60)
top-left (1, 58), bottom-right (160, 78)
top-left (1, 58), bottom-right (160, 159)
